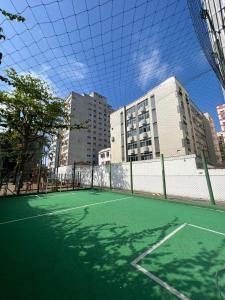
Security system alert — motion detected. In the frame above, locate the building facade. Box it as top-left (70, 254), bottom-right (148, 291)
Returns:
top-left (217, 132), bottom-right (225, 164)
top-left (203, 112), bottom-right (222, 165)
top-left (98, 148), bottom-right (111, 165)
top-left (48, 132), bottom-right (61, 173)
top-left (111, 77), bottom-right (217, 164)
top-left (188, 0), bottom-right (225, 89)
top-left (58, 92), bottom-right (112, 167)
top-left (217, 103), bottom-right (225, 132)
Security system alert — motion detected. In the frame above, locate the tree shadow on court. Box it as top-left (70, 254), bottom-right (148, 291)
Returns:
top-left (0, 196), bottom-right (225, 300)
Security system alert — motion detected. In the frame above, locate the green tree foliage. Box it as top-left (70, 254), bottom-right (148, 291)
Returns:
top-left (0, 68), bottom-right (88, 193)
top-left (0, 8), bottom-right (25, 82)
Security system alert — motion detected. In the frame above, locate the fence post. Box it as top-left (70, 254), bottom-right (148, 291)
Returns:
top-left (91, 164), bottom-right (94, 188)
top-left (130, 161), bottom-right (133, 194)
top-left (201, 151), bottom-right (215, 205)
top-left (72, 161), bottom-right (76, 190)
top-left (109, 163), bottom-right (112, 190)
top-left (161, 154), bottom-right (167, 199)
top-left (37, 159), bottom-right (42, 194)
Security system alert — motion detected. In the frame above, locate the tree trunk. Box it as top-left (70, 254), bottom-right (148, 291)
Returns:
top-left (16, 139), bottom-right (29, 195)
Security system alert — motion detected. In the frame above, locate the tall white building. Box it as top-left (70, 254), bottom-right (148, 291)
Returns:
top-left (48, 131), bottom-right (61, 173)
top-left (217, 103), bottom-right (225, 132)
top-left (217, 131), bottom-right (225, 164)
top-left (203, 112), bottom-right (222, 164)
top-left (188, 0), bottom-right (225, 88)
top-left (54, 91), bottom-right (113, 167)
top-left (111, 77), bottom-right (218, 164)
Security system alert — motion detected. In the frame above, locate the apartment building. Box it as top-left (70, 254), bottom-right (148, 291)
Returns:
top-left (58, 91), bottom-right (112, 167)
top-left (189, 0), bottom-right (225, 89)
top-left (111, 77), bottom-right (217, 164)
top-left (203, 113), bottom-right (222, 165)
top-left (217, 132), bottom-right (225, 164)
top-left (98, 148), bottom-right (111, 165)
top-left (48, 131), bottom-right (61, 173)
top-left (217, 103), bottom-right (225, 132)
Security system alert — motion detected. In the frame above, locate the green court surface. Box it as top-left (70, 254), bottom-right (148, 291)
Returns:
top-left (0, 190), bottom-right (225, 300)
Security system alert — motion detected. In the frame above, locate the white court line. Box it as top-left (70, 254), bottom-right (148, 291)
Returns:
top-left (34, 195), bottom-right (41, 199)
top-left (131, 223), bottom-right (225, 300)
top-left (188, 223), bottom-right (225, 237)
top-left (131, 223), bottom-right (187, 265)
top-left (0, 196), bottom-right (132, 225)
top-left (133, 264), bottom-right (189, 300)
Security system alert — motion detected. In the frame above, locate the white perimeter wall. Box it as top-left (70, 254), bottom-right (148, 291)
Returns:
top-left (57, 154), bottom-right (225, 202)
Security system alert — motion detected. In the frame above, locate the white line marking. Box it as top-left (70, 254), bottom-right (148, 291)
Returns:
top-left (131, 223), bottom-right (187, 265)
top-left (188, 204), bottom-right (225, 214)
top-left (188, 223), bottom-right (225, 237)
top-left (34, 195), bottom-right (41, 199)
top-left (0, 196), bottom-right (132, 225)
top-left (131, 222), bottom-right (225, 300)
top-left (133, 264), bottom-right (190, 300)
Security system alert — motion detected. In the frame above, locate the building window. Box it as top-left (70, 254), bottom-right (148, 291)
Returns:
top-left (128, 142), bottom-right (138, 150)
top-left (141, 152), bottom-right (153, 160)
top-left (140, 139), bottom-right (151, 147)
top-left (128, 155), bottom-right (138, 161)
top-left (138, 112), bottom-right (149, 121)
top-left (139, 125), bottom-right (150, 133)
top-left (127, 106), bottom-right (136, 115)
top-left (127, 129), bottom-right (137, 137)
top-left (137, 99), bottom-right (148, 110)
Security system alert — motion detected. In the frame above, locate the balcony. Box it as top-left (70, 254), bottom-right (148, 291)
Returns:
top-left (127, 123), bottom-right (136, 131)
top-left (128, 148), bottom-right (137, 156)
top-left (139, 119), bottom-right (147, 127)
top-left (138, 107), bottom-right (147, 115)
top-left (140, 132), bottom-right (148, 140)
top-left (127, 136), bottom-right (136, 143)
top-left (127, 124), bottom-right (134, 131)
top-left (142, 146), bottom-right (150, 153)
top-left (127, 112), bottom-right (134, 119)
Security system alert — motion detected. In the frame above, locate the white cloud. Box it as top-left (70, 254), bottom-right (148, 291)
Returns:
top-left (137, 49), bottom-right (169, 89)
top-left (56, 58), bottom-right (88, 81)
top-left (28, 58), bottom-right (88, 97)
top-left (26, 66), bottom-right (60, 96)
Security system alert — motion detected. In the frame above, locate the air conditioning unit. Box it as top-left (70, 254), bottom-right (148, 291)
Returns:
top-left (141, 132), bottom-right (148, 139)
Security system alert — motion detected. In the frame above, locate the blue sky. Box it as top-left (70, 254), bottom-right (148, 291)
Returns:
top-left (0, 0), bottom-right (224, 130)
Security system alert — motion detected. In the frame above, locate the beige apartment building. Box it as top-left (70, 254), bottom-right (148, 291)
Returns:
top-left (217, 103), bottom-right (225, 132)
top-left (217, 132), bottom-right (225, 165)
top-left (48, 131), bottom-right (61, 173)
top-left (203, 113), bottom-right (222, 165)
top-left (111, 76), bottom-right (218, 164)
top-left (55, 91), bottom-right (113, 167)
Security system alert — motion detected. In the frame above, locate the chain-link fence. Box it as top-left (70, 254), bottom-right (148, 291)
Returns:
top-left (0, 161), bottom-right (93, 197)
top-left (80, 153), bottom-right (224, 204)
top-left (1, 153), bottom-right (225, 204)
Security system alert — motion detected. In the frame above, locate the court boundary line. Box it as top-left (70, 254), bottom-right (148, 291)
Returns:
top-left (0, 196), bottom-right (132, 225)
top-left (131, 223), bottom-right (225, 300)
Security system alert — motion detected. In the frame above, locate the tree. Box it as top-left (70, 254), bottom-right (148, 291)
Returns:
top-left (0, 68), bottom-right (88, 194)
top-left (0, 8), bottom-right (25, 82)
top-left (0, 131), bottom-right (18, 189)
